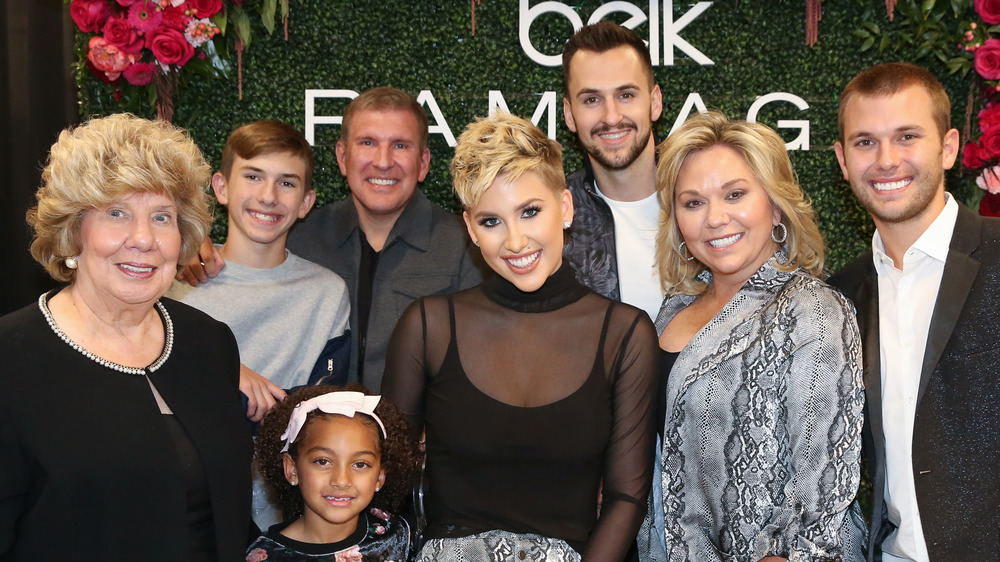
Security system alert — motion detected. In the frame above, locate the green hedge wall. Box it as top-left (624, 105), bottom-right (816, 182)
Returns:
top-left (78, 0), bottom-right (974, 271)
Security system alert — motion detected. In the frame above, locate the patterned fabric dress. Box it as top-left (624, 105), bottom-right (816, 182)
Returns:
top-left (245, 509), bottom-right (410, 562)
top-left (641, 255), bottom-right (868, 562)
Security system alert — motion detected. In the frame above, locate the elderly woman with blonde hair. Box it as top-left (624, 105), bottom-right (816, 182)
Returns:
top-left (383, 112), bottom-right (658, 561)
top-left (639, 111), bottom-right (867, 562)
top-left (0, 114), bottom-right (251, 561)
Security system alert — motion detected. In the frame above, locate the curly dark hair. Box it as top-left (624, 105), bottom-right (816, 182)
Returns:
top-left (255, 383), bottom-right (421, 521)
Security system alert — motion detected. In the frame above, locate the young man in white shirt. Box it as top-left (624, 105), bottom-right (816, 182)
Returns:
top-left (561, 21), bottom-right (664, 320)
top-left (830, 62), bottom-right (1000, 561)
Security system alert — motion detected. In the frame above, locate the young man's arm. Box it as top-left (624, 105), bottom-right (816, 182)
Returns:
top-left (239, 363), bottom-right (286, 422)
top-left (176, 236), bottom-right (226, 286)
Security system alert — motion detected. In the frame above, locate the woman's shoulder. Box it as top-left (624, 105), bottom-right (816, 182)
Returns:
top-left (774, 269), bottom-right (856, 318)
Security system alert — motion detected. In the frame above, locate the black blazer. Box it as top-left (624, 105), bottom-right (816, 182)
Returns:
top-left (0, 296), bottom-right (252, 561)
top-left (829, 204), bottom-right (1000, 560)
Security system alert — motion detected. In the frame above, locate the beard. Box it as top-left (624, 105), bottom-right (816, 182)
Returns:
top-left (852, 166), bottom-right (944, 225)
top-left (582, 120), bottom-right (651, 171)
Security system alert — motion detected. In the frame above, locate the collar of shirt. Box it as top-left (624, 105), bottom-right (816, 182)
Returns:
top-left (872, 192), bottom-right (958, 274)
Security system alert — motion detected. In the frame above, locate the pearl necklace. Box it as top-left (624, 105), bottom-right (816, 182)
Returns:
top-left (37, 293), bottom-right (174, 375)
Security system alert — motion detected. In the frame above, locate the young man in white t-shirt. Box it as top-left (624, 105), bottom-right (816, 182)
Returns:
top-left (561, 21), bottom-right (664, 319)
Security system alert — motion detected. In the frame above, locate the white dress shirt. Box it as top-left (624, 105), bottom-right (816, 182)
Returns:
top-left (873, 194), bottom-right (958, 562)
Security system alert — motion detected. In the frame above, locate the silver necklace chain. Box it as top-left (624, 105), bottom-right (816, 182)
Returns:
top-left (37, 293), bottom-right (174, 376)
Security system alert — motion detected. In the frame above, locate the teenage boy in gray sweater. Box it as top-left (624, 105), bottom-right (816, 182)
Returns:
top-left (168, 121), bottom-right (350, 419)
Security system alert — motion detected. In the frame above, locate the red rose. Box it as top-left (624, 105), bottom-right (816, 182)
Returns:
top-left (123, 62), bottom-right (156, 85)
top-left (187, 0), bottom-right (222, 18)
top-left (146, 27), bottom-right (195, 66)
top-left (116, 0), bottom-right (142, 5)
top-left (964, 141), bottom-right (989, 169)
top-left (976, 0), bottom-right (1000, 25)
top-left (70, 0), bottom-right (110, 32)
top-left (160, 5), bottom-right (189, 30)
top-left (982, 129), bottom-right (1000, 157)
top-left (980, 104), bottom-right (1000, 135)
top-left (980, 191), bottom-right (1000, 216)
top-left (975, 38), bottom-right (1000, 79)
top-left (102, 16), bottom-right (144, 54)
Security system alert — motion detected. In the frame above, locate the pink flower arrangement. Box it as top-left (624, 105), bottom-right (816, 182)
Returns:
top-left (70, 0), bottom-right (220, 86)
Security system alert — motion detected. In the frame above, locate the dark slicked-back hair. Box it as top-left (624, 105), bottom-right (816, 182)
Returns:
top-left (838, 62), bottom-right (951, 141)
top-left (220, 120), bottom-right (315, 189)
top-left (561, 21), bottom-right (654, 93)
top-left (341, 86), bottom-right (429, 149)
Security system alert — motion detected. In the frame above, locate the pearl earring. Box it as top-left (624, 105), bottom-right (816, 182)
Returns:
top-left (64, 256), bottom-right (78, 270)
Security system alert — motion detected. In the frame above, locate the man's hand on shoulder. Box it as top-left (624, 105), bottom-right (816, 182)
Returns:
top-left (239, 364), bottom-right (287, 422)
top-left (176, 237), bottom-right (225, 286)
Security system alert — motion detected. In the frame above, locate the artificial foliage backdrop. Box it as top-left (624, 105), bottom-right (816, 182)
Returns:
top-left (77, 0), bottom-right (975, 271)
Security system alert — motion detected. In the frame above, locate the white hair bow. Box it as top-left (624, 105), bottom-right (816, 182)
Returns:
top-left (280, 391), bottom-right (386, 452)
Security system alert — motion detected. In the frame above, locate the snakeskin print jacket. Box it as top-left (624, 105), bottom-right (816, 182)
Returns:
top-left (642, 255), bottom-right (868, 562)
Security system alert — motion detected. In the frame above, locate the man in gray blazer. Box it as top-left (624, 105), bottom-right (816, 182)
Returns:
top-left (829, 62), bottom-right (1000, 561)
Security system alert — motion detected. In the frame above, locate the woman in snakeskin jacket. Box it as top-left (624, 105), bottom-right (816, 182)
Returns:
top-left (639, 111), bottom-right (867, 562)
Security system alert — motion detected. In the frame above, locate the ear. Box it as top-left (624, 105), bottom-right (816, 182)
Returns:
top-left (335, 141), bottom-right (348, 177)
top-left (771, 203), bottom-right (782, 227)
top-left (376, 468), bottom-right (386, 492)
top-left (417, 146), bottom-right (431, 182)
top-left (649, 84), bottom-right (663, 122)
top-left (462, 210), bottom-right (479, 248)
top-left (563, 97), bottom-right (578, 133)
top-left (211, 172), bottom-right (229, 205)
top-left (298, 189), bottom-right (317, 219)
top-left (833, 141), bottom-right (850, 181)
top-left (282, 452), bottom-right (298, 485)
top-left (560, 188), bottom-right (574, 225)
top-left (942, 128), bottom-right (960, 170)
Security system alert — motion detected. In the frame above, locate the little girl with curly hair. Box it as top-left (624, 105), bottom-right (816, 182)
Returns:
top-left (247, 384), bottom-right (420, 562)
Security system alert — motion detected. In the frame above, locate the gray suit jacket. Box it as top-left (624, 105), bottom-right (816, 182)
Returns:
top-left (829, 203), bottom-right (1000, 560)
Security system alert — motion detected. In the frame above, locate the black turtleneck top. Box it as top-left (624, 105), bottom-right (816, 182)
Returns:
top-left (383, 263), bottom-right (658, 560)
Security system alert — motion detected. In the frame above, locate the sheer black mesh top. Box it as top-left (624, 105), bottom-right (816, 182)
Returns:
top-left (383, 263), bottom-right (658, 560)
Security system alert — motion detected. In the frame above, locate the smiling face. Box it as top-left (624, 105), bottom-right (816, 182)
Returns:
top-left (336, 109), bottom-right (431, 224)
top-left (463, 171), bottom-right (572, 293)
top-left (563, 46), bottom-right (662, 172)
top-left (674, 145), bottom-right (781, 289)
top-left (74, 191), bottom-right (182, 308)
top-left (214, 152), bottom-right (314, 264)
top-left (283, 414), bottom-right (386, 544)
top-left (834, 85), bottom-right (959, 233)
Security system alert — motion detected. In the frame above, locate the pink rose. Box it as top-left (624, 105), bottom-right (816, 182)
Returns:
top-left (102, 16), bottom-right (144, 53)
top-left (123, 62), bottom-right (156, 85)
top-left (87, 36), bottom-right (135, 81)
top-left (334, 545), bottom-right (362, 562)
top-left (978, 166), bottom-right (1000, 193)
top-left (975, 38), bottom-right (1000, 80)
top-left (70, 0), bottom-right (110, 32)
top-left (128, 0), bottom-right (163, 33)
top-left (146, 27), bottom-right (194, 66)
top-left (187, 0), bottom-right (222, 18)
top-left (976, 0), bottom-right (1000, 25)
top-left (116, 0), bottom-right (142, 5)
top-left (246, 548), bottom-right (269, 562)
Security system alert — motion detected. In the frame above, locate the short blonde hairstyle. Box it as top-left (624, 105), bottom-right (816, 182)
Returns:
top-left (451, 112), bottom-right (564, 209)
top-left (27, 113), bottom-right (213, 283)
top-left (655, 111), bottom-right (825, 295)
